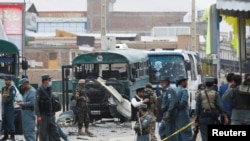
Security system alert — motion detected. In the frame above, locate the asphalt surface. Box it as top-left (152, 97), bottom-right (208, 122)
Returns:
top-left (2, 110), bottom-right (202, 141)
top-left (12, 119), bottom-right (202, 141)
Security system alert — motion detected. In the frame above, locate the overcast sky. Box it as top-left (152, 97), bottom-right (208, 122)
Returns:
top-left (1, 0), bottom-right (233, 32)
top-left (1, 0), bottom-right (216, 12)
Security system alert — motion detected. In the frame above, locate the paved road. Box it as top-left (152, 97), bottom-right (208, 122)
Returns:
top-left (13, 120), bottom-right (202, 141)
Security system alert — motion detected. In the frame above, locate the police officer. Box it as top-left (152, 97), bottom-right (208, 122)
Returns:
top-left (144, 83), bottom-right (157, 141)
top-left (17, 78), bottom-right (36, 141)
top-left (158, 76), bottom-right (178, 141)
top-left (193, 77), bottom-right (228, 141)
top-left (35, 74), bottom-right (61, 141)
top-left (133, 104), bottom-right (153, 141)
top-left (222, 75), bottom-right (250, 125)
top-left (1, 76), bottom-right (16, 141)
top-left (175, 76), bottom-right (192, 141)
top-left (74, 79), bottom-right (93, 136)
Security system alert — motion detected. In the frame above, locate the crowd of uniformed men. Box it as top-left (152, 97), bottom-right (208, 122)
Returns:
top-left (0, 74), bottom-right (76, 141)
top-left (1, 72), bottom-right (250, 141)
top-left (131, 73), bottom-right (250, 141)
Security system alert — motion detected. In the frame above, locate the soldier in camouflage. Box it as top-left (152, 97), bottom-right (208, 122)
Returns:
top-left (74, 79), bottom-right (93, 136)
top-left (134, 104), bottom-right (153, 141)
top-left (144, 83), bottom-right (157, 141)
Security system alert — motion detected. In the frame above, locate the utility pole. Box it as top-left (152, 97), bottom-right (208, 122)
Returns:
top-left (101, 0), bottom-right (107, 37)
top-left (191, 0), bottom-right (196, 51)
top-left (100, 0), bottom-right (116, 51)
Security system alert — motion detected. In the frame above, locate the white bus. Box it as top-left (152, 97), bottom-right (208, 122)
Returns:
top-left (146, 49), bottom-right (203, 115)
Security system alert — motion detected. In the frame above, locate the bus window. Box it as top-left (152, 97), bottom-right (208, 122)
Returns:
top-left (148, 55), bottom-right (187, 83)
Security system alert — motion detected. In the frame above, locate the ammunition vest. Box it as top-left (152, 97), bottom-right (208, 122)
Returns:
top-left (144, 89), bottom-right (157, 118)
top-left (38, 87), bottom-right (53, 113)
top-left (200, 90), bottom-right (216, 110)
top-left (238, 85), bottom-right (250, 95)
top-left (2, 85), bottom-right (15, 103)
top-left (232, 85), bottom-right (250, 110)
top-left (2, 86), bottom-right (11, 99)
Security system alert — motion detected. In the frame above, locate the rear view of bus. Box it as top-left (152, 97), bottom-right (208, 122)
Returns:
top-left (72, 47), bottom-right (149, 122)
top-left (146, 49), bottom-right (202, 116)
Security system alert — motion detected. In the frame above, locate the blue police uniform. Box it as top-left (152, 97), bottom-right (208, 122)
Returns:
top-left (175, 85), bottom-right (193, 141)
top-left (20, 80), bottom-right (36, 141)
top-left (1, 78), bottom-right (16, 140)
top-left (35, 74), bottom-right (61, 141)
top-left (159, 85), bottom-right (178, 141)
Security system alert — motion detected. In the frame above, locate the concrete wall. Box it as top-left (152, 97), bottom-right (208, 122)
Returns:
top-left (87, 0), bottom-right (186, 34)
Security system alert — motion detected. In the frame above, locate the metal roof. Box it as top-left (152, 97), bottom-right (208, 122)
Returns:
top-left (217, 0), bottom-right (250, 11)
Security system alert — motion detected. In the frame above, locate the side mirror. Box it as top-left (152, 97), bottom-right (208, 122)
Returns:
top-left (21, 60), bottom-right (28, 70)
top-left (186, 62), bottom-right (191, 70)
top-left (131, 68), bottom-right (136, 76)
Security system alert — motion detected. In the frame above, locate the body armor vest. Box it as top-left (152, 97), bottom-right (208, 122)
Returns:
top-left (2, 86), bottom-right (11, 100)
top-left (131, 96), bottom-right (141, 121)
top-left (38, 88), bottom-right (52, 113)
top-left (233, 85), bottom-right (250, 110)
top-left (200, 90), bottom-right (216, 110)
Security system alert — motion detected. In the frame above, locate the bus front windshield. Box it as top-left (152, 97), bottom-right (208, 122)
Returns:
top-left (148, 55), bottom-right (187, 83)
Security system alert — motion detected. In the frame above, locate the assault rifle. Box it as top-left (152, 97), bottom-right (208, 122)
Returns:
top-left (192, 117), bottom-right (199, 141)
top-left (36, 123), bottom-right (39, 141)
top-left (137, 112), bottom-right (142, 135)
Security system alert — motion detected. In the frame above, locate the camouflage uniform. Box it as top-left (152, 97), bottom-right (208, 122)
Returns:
top-left (134, 104), bottom-right (153, 141)
top-left (144, 84), bottom-right (157, 141)
top-left (74, 79), bottom-right (93, 136)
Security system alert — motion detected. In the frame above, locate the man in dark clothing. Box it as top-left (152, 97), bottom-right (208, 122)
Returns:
top-left (35, 74), bottom-right (61, 141)
top-left (193, 77), bottom-right (228, 141)
top-left (1, 76), bottom-right (16, 141)
top-left (219, 72), bottom-right (234, 124)
top-left (222, 75), bottom-right (250, 125)
top-left (131, 87), bottom-right (149, 139)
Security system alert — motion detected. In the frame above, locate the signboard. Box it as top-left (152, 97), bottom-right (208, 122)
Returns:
top-left (0, 3), bottom-right (24, 53)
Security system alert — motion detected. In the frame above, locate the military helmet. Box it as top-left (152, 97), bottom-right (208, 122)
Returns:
top-left (78, 79), bottom-right (85, 84)
top-left (145, 82), bottom-right (153, 89)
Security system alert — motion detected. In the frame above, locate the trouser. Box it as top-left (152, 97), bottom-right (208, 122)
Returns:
top-left (39, 114), bottom-right (61, 141)
top-left (21, 110), bottom-right (36, 141)
top-left (155, 122), bottom-right (161, 141)
top-left (2, 106), bottom-right (15, 134)
top-left (57, 123), bottom-right (68, 140)
top-left (159, 119), bottom-right (176, 141)
top-left (136, 134), bottom-right (150, 141)
top-left (77, 110), bottom-right (90, 129)
top-left (131, 121), bottom-right (137, 141)
top-left (150, 120), bottom-right (157, 141)
top-left (199, 116), bottom-right (214, 141)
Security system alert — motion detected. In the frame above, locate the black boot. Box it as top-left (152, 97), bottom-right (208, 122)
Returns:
top-left (10, 133), bottom-right (15, 141)
top-left (1, 133), bottom-right (8, 141)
